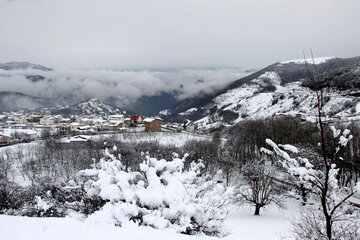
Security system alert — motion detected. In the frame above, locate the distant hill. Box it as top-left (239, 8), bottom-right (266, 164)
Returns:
top-left (25, 98), bottom-right (122, 117)
top-left (164, 56), bottom-right (360, 127)
top-left (0, 62), bottom-right (53, 71)
top-left (0, 91), bottom-right (52, 112)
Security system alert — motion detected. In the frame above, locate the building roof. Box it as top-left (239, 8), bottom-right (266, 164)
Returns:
top-left (131, 115), bottom-right (144, 121)
top-left (60, 135), bottom-right (92, 143)
top-left (109, 120), bottom-right (123, 126)
top-left (143, 117), bottom-right (162, 123)
top-left (0, 134), bottom-right (12, 138)
top-left (143, 118), bottom-right (156, 123)
top-left (185, 121), bottom-right (195, 126)
top-left (110, 115), bottom-right (124, 119)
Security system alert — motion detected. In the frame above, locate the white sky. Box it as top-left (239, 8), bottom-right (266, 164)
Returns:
top-left (0, 0), bottom-right (360, 70)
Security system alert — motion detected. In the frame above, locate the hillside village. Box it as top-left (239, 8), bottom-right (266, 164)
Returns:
top-left (0, 109), bottom-right (172, 146)
top-left (0, 103), bottom-right (206, 146)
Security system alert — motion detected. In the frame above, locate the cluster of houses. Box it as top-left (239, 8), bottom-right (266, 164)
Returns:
top-left (0, 112), bottom-right (179, 146)
top-left (0, 108), bottom-right (205, 146)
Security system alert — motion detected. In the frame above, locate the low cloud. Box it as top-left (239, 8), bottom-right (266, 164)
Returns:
top-left (0, 67), bottom-right (251, 109)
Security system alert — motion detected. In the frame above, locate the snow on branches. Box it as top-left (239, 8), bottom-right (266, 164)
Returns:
top-left (263, 126), bottom-right (360, 239)
top-left (68, 148), bottom-right (233, 236)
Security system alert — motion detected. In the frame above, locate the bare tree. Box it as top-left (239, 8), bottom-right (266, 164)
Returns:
top-left (265, 51), bottom-right (360, 239)
top-left (0, 150), bottom-right (13, 185)
top-left (237, 158), bottom-right (284, 215)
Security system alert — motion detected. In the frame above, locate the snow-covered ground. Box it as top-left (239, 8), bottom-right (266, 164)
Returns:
top-left (106, 132), bottom-right (209, 147)
top-left (1, 132), bottom-right (210, 187)
top-left (0, 203), bottom-right (296, 240)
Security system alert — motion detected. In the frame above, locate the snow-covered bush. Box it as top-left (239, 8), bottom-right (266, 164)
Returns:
top-left (68, 148), bottom-right (233, 236)
top-left (0, 183), bottom-right (66, 217)
top-left (292, 207), bottom-right (360, 240)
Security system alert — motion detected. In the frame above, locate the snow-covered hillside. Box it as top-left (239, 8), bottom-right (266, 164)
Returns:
top-left (29, 98), bottom-right (123, 117)
top-left (166, 56), bottom-right (360, 125)
top-left (72, 98), bottom-right (122, 116)
top-left (196, 70), bottom-right (359, 129)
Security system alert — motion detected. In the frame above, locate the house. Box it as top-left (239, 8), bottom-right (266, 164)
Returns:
top-left (107, 115), bottom-right (124, 130)
top-left (15, 116), bottom-right (27, 124)
top-left (124, 118), bottom-right (131, 127)
top-left (60, 135), bottom-right (92, 144)
top-left (23, 130), bottom-right (39, 140)
top-left (40, 116), bottom-right (55, 126)
top-left (56, 124), bottom-right (71, 135)
top-left (97, 122), bottom-right (110, 131)
top-left (53, 115), bottom-right (62, 123)
top-left (295, 113), bottom-right (307, 122)
top-left (185, 120), bottom-right (197, 133)
top-left (143, 117), bottom-right (162, 131)
top-left (77, 125), bottom-right (93, 132)
top-left (130, 115), bottom-right (144, 123)
top-left (78, 118), bottom-right (94, 125)
top-left (70, 122), bottom-right (81, 132)
top-left (28, 115), bottom-right (43, 123)
top-left (0, 134), bottom-right (13, 145)
top-left (70, 135), bottom-right (92, 142)
top-left (3, 129), bottom-right (38, 141)
top-left (93, 119), bottom-right (108, 131)
top-left (109, 115), bottom-right (124, 122)
top-left (0, 115), bottom-right (6, 122)
top-left (275, 113), bottom-right (285, 119)
top-left (108, 121), bottom-right (124, 131)
top-left (60, 118), bottom-right (72, 124)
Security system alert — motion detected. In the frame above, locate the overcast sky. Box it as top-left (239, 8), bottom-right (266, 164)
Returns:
top-left (1, 0), bottom-right (359, 70)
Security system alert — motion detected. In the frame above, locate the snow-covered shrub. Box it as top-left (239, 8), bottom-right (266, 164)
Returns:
top-left (9, 183), bottom-right (69, 217)
top-left (0, 183), bottom-right (24, 213)
top-left (292, 207), bottom-right (360, 240)
top-left (68, 149), bottom-right (233, 236)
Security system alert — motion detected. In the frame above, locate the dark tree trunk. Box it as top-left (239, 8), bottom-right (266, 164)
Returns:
top-left (326, 215), bottom-right (332, 240)
top-left (300, 183), bottom-right (307, 206)
top-left (254, 204), bottom-right (261, 215)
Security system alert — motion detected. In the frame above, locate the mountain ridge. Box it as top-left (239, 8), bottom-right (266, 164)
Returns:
top-left (163, 56), bottom-right (360, 126)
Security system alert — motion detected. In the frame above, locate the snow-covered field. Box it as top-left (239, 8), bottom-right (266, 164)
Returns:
top-left (102, 132), bottom-right (210, 147)
top-left (0, 203), bottom-right (295, 240)
top-left (1, 132), bottom-right (210, 187)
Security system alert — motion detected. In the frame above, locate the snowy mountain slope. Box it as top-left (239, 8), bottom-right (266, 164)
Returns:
top-left (165, 56), bottom-right (360, 127)
top-left (48, 98), bottom-right (123, 117)
top-left (280, 56), bottom-right (335, 65)
top-left (0, 62), bottom-right (53, 71)
top-left (196, 73), bottom-right (358, 129)
top-left (16, 98), bottom-right (123, 117)
top-left (0, 91), bottom-right (52, 112)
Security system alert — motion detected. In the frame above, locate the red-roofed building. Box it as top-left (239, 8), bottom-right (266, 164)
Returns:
top-left (0, 134), bottom-right (13, 145)
top-left (130, 115), bottom-right (144, 123)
